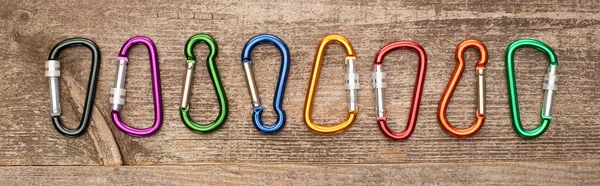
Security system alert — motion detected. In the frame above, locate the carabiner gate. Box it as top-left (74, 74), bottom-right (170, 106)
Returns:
top-left (505, 39), bottom-right (558, 139)
top-left (180, 34), bottom-right (228, 133)
top-left (304, 34), bottom-right (358, 135)
top-left (46, 38), bottom-right (100, 137)
top-left (110, 36), bottom-right (163, 137)
top-left (437, 39), bottom-right (488, 138)
top-left (241, 34), bottom-right (290, 134)
top-left (372, 41), bottom-right (427, 140)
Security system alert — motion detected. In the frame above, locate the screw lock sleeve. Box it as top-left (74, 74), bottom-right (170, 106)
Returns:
top-left (345, 72), bottom-right (360, 90)
top-left (110, 88), bottom-right (126, 105)
top-left (372, 71), bottom-right (386, 88)
top-left (45, 60), bottom-right (61, 77)
top-left (543, 66), bottom-right (558, 91)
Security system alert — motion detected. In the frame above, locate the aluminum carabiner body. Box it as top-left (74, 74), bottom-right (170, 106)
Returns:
top-left (241, 34), bottom-right (290, 134)
top-left (505, 39), bottom-right (558, 139)
top-left (46, 38), bottom-right (100, 137)
top-left (437, 39), bottom-right (488, 138)
top-left (372, 41), bottom-right (427, 140)
top-left (180, 34), bottom-right (228, 133)
top-left (304, 34), bottom-right (358, 135)
top-left (110, 36), bottom-right (163, 137)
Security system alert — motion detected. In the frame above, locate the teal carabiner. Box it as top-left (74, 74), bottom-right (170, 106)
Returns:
top-left (180, 34), bottom-right (228, 133)
top-left (505, 39), bottom-right (558, 139)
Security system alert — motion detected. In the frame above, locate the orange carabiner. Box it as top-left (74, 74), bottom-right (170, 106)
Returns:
top-left (303, 34), bottom-right (358, 135)
top-left (437, 39), bottom-right (488, 138)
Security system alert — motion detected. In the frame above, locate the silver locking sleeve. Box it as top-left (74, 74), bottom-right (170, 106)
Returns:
top-left (181, 63), bottom-right (194, 108)
top-left (46, 60), bottom-right (61, 116)
top-left (110, 59), bottom-right (127, 110)
top-left (345, 57), bottom-right (359, 111)
top-left (243, 61), bottom-right (261, 108)
top-left (372, 65), bottom-right (385, 118)
top-left (542, 65), bottom-right (558, 117)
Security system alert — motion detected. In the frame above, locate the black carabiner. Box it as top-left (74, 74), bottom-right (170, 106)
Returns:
top-left (46, 38), bottom-right (100, 137)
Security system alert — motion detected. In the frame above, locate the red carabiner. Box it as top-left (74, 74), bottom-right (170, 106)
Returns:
top-left (372, 41), bottom-right (427, 140)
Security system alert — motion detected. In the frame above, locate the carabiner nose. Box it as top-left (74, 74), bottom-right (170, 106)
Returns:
top-left (505, 39), bottom-right (558, 139)
top-left (304, 34), bottom-right (358, 135)
top-left (110, 36), bottom-right (163, 137)
top-left (46, 38), bottom-right (100, 137)
top-left (241, 34), bottom-right (290, 134)
top-left (372, 41), bottom-right (427, 140)
top-left (179, 34), bottom-right (228, 133)
top-left (437, 39), bottom-right (488, 138)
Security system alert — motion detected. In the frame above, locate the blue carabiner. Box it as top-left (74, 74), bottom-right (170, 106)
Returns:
top-left (241, 34), bottom-right (290, 134)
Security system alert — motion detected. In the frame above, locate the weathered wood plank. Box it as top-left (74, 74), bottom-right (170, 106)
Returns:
top-left (0, 0), bottom-right (598, 165)
top-left (0, 162), bottom-right (599, 185)
top-left (63, 76), bottom-right (122, 165)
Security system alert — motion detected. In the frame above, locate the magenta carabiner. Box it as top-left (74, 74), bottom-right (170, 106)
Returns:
top-left (110, 36), bottom-right (163, 137)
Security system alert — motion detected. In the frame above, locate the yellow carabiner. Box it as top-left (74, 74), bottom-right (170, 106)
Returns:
top-left (303, 34), bottom-right (358, 135)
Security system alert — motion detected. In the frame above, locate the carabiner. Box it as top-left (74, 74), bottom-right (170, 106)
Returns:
top-left (372, 41), bottom-right (427, 140)
top-left (505, 39), bottom-right (558, 139)
top-left (241, 34), bottom-right (290, 134)
top-left (110, 36), bottom-right (163, 137)
top-left (437, 39), bottom-right (488, 138)
top-left (304, 34), bottom-right (358, 135)
top-left (46, 38), bottom-right (100, 137)
top-left (180, 34), bottom-right (228, 133)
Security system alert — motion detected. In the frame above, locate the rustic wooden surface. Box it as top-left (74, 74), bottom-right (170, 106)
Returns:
top-left (1, 162), bottom-right (600, 185)
top-left (0, 0), bottom-right (599, 185)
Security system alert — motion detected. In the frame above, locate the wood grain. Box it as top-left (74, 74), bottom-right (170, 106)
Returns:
top-left (0, 0), bottom-right (598, 183)
top-left (0, 162), bottom-right (599, 185)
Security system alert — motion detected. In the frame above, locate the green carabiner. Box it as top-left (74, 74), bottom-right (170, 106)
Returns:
top-left (180, 34), bottom-right (228, 133)
top-left (505, 39), bottom-right (558, 139)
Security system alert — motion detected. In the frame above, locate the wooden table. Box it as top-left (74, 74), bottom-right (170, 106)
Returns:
top-left (1, 0), bottom-right (598, 185)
